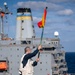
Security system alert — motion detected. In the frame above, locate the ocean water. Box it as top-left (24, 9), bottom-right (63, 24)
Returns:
top-left (65, 52), bottom-right (75, 73)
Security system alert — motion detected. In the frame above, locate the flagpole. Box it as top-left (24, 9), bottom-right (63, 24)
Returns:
top-left (38, 7), bottom-right (47, 58)
top-left (38, 27), bottom-right (44, 58)
top-left (40, 27), bottom-right (44, 44)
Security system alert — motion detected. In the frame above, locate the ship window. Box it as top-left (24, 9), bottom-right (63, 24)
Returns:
top-left (32, 25), bottom-right (34, 28)
top-left (21, 41), bottom-right (31, 44)
top-left (43, 47), bottom-right (55, 51)
top-left (33, 46), bottom-right (35, 48)
top-left (40, 62), bottom-right (42, 64)
top-left (59, 65), bottom-right (64, 68)
top-left (22, 28), bottom-right (24, 30)
top-left (52, 42), bottom-right (53, 44)
top-left (52, 67), bottom-right (58, 71)
top-left (55, 60), bottom-right (59, 63)
top-left (27, 41), bottom-right (31, 44)
top-left (13, 43), bottom-right (16, 45)
top-left (32, 36), bottom-right (35, 38)
top-left (56, 42), bottom-right (58, 44)
top-left (17, 48), bottom-right (19, 51)
top-left (61, 59), bottom-right (64, 62)
top-left (17, 8), bottom-right (31, 13)
top-left (21, 41), bottom-right (27, 44)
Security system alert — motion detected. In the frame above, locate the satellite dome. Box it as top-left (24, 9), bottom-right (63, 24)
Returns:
top-left (4, 2), bottom-right (7, 6)
top-left (54, 31), bottom-right (59, 37)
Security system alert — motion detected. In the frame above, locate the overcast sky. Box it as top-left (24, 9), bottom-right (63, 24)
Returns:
top-left (0, 0), bottom-right (75, 52)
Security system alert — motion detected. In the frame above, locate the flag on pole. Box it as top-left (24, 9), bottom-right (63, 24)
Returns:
top-left (37, 7), bottom-right (47, 28)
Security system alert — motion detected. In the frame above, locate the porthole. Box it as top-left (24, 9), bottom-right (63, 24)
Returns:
top-left (40, 62), bottom-right (42, 64)
top-left (17, 48), bottom-right (19, 51)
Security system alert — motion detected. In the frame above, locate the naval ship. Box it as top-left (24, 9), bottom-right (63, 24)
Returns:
top-left (0, 2), bottom-right (68, 75)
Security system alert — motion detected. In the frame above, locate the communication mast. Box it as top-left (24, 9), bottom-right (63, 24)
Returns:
top-left (0, 2), bottom-right (12, 40)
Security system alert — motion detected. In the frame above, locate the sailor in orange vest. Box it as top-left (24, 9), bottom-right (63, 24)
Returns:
top-left (19, 45), bottom-right (42, 75)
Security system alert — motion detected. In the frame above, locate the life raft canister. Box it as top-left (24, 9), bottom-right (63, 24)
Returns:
top-left (0, 60), bottom-right (8, 71)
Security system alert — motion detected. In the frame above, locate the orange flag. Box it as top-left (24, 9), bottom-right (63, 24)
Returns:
top-left (1, 12), bottom-right (5, 17)
top-left (37, 7), bottom-right (47, 28)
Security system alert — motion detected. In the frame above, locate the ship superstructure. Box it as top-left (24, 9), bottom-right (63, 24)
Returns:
top-left (0, 3), bottom-right (68, 75)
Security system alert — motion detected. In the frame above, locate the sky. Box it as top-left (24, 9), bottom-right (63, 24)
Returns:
top-left (0, 0), bottom-right (75, 52)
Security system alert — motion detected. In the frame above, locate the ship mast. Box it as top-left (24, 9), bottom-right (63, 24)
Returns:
top-left (0, 2), bottom-right (12, 40)
top-left (0, 12), bottom-right (4, 34)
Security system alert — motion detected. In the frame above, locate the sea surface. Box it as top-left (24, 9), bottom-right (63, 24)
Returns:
top-left (65, 52), bottom-right (75, 73)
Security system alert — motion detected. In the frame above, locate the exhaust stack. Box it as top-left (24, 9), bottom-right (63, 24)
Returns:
top-left (16, 8), bottom-right (35, 40)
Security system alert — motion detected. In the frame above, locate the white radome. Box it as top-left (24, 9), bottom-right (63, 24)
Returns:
top-left (54, 31), bottom-right (59, 37)
top-left (4, 2), bottom-right (7, 6)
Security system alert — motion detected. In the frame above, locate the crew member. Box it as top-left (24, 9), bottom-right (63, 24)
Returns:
top-left (19, 45), bottom-right (42, 75)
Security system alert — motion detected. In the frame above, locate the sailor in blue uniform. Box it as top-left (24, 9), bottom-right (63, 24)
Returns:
top-left (19, 45), bottom-right (42, 75)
